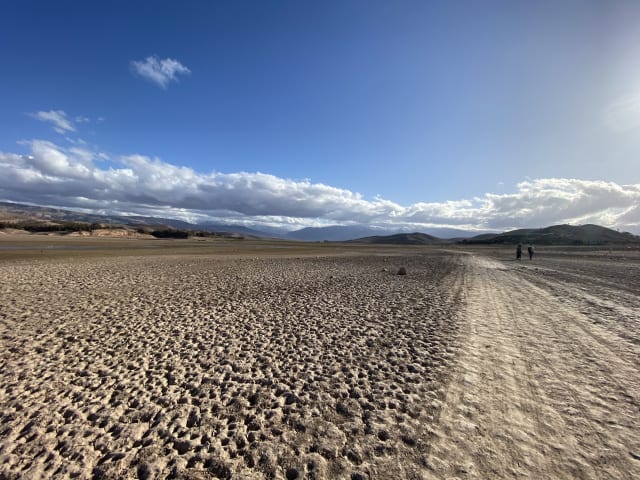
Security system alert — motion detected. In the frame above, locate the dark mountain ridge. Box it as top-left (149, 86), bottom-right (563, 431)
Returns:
top-left (462, 224), bottom-right (640, 245)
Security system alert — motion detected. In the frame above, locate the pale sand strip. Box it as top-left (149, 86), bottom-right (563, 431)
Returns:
top-left (428, 254), bottom-right (640, 480)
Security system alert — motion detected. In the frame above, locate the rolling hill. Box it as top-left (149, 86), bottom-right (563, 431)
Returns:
top-left (462, 224), bottom-right (640, 245)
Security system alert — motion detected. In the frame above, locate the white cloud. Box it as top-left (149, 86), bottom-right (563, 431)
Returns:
top-left (480, 179), bottom-right (640, 230)
top-left (64, 137), bottom-right (88, 146)
top-left (29, 110), bottom-right (76, 134)
top-left (1, 140), bottom-right (639, 233)
top-left (130, 56), bottom-right (191, 89)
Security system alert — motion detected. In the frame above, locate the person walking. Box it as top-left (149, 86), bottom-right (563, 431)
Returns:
top-left (516, 243), bottom-right (522, 260)
top-left (527, 244), bottom-right (534, 260)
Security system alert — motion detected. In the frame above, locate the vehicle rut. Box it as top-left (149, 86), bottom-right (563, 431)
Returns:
top-left (428, 253), bottom-right (640, 480)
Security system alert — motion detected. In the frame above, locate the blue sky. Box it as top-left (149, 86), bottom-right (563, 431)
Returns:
top-left (1, 1), bottom-right (640, 232)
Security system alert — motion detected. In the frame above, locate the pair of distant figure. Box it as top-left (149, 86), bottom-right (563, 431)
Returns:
top-left (516, 243), bottom-right (534, 260)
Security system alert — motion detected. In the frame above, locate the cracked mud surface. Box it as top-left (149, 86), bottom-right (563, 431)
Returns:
top-left (3, 245), bottom-right (639, 480)
top-left (0, 252), bottom-right (463, 479)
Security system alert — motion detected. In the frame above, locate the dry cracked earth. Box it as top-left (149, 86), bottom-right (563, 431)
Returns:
top-left (0, 252), bottom-right (464, 479)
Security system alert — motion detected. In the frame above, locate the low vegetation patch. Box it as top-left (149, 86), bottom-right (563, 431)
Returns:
top-left (0, 221), bottom-right (110, 233)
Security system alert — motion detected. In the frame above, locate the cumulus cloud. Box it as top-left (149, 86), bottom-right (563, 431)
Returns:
top-left (1, 140), bottom-right (639, 233)
top-left (130, 56), bottom-right (191, 89)
top-left (29, 110), bottom-right (76, 134)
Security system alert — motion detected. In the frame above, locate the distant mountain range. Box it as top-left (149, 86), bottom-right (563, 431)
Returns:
top-left (1, 201), bottom-right (639, 245)
top-left (286, 225), bottom-right (388, 242)
top-left (0, 201), bottom-right (490, 240)
top-left (196, 221), bottom-right (284, 238)
top-left (286, 225), bottom-right (487, 241)
top-left (346, 224), bottom-right (639, 245)
top-left (347, 232), bottom-right (443, 245)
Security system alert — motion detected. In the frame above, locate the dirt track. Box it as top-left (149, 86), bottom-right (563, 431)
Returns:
top-left (430, 250), bottom-right (640, 480)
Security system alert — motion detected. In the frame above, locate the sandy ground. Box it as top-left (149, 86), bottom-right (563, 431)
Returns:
top-left (428, 248), bottom-right (640, 480)
top-left (1, 243), bottom-right (639, 479)
top-left (0, 251), bottom-right (463, 479)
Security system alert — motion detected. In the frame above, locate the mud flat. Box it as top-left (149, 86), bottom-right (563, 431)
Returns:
top-left (2, 243), bottom-right (639, 479)
top-left (0, 250), bottom-right (464, 479)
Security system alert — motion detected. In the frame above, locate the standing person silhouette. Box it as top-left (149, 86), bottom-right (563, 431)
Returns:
top-left (527, 244), bottom-right (534, 260)
top-left (516, 243), bottom-right (522, 260)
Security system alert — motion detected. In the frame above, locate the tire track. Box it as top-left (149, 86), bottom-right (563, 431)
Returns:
top-left (428, 253), bottom-right (640, 480)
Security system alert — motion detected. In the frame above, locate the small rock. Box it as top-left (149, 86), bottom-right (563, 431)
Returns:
top-left (397, 267), bottom-right (407, 275)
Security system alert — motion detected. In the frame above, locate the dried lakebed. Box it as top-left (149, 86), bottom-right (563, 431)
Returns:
top-left (0, 252), bottom-right (464, 479)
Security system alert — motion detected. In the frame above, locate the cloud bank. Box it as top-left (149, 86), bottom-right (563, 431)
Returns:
top-left (131, 56), bottom-right (191, 89)
top-left (1, 140), bottom-right (639, 233)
